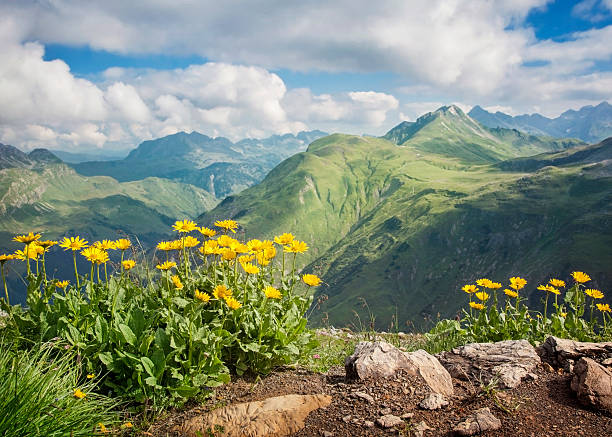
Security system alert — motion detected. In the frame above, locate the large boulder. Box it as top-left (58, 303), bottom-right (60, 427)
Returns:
top-left (176, 394), bottom-right (332, 437)
top-left (538, 336), bottom-right (612, 371)
top-left (570, 357), bottom-right (612, 414)
top-left (345, 341), bottom-right (453, 396)
top-left (437, 339), bottom-right (540, 389)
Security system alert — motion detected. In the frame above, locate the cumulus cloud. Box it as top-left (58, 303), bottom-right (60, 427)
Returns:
top-left (0, 18), bottom-right (401, 149)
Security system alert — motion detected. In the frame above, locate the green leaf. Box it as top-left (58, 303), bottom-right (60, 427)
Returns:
top-left (141, 357), bottom-right (155, 377)
top-left (144, 376), bottom-right (157, 386)
top-left (118, 323), bottom-right (137, 346)
top-left (94, 316), bottom-right (108, 344)
top-left (155, 328), bottom-right (171, 354)
top-left (98, 352), bottom-right (114, 367)
top-left (130, 308), bottom-right (146, 338)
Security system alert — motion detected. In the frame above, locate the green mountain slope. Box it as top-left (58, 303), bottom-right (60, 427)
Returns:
top-left (0, 146), bottom-right (218, 243)
top-left (384, 106), bottom-right (584, 163)
top-left (199, 112), bottom-right (611, 329)
top-left (73, 130), bottom-right (327, 198)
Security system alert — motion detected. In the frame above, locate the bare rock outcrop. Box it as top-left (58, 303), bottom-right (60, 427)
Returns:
top-left (437, 339), bottom-right (540, 388)
top-left (176, 394), bottom-right (332, 437)
top-left (570, 357), bottom-right (612, 414)
top-left (345, 341), bottom-right (453, 396)
top-left (538, 336), bottom-right (612, 371)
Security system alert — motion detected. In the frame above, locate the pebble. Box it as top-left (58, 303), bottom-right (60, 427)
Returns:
top-left (419, 393), bottom-right (449, 410)
top-left (352, 391), bottom-right (375, 403)
top-left (380, 407), bottom-right (392, 415)
top-left (376, 414), bottom-right (404, 429)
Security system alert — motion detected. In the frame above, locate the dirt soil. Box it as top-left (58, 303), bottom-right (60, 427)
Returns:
top-left (152, 364), bottom-right (612, 436)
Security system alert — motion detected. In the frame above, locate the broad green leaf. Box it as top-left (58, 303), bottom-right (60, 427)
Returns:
top-left (118, 323), bottom-right (137, 346)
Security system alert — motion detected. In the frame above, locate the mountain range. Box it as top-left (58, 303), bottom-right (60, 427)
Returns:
top-left (199, 106), bottom-right (612, 328)
top-left (469, 101), bottom-right (612, 144)
top-left (72, 130), bottom-right (327, 198)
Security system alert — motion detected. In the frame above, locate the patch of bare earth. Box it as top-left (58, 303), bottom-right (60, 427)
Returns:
top-left (151, 364), bottom-right (612, 436)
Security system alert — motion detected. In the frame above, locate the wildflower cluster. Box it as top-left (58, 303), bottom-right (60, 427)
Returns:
top-left (437, 271), bottom-right (610, 346)
top-left (1, 220), bottom-right (322, 407)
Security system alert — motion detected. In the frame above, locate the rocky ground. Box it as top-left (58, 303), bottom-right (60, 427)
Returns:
top-left (152, 337), bottom-right (612, 436)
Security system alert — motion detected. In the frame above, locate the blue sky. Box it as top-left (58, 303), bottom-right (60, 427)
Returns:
top-left (1, 0), bottom-right (611, 151)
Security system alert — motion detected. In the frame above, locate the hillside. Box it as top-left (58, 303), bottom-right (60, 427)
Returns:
top-left (469, 101), bottom-right (612, 144)
top-left (199, 110), bottom-right (611, 328)
top-left (73, 130), bottom-right (327, 198)
top-left (0, 145), bottom-right (217, 245)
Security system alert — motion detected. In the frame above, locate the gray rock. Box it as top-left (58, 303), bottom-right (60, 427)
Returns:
top-left (570, 357), bottom-right (612, 414)
top-left (437, 339), bottom-right (540, 388)
top-left (379, 407), bottom-right (392, 415)
top-left (352, 391), bottom-right (374, 403)
top-left (376, 414), bottom-right (404, 429)
top-left (346, 341), bottom-right (453, 396)
top-left (364, 420), bottom-right (375, 428)
top-left (418, 393), bottom-right (448, 410)
top-left (453, 407), bottom-right (501, 436)
top-left (538, 336), bottom-right (612, 368)
top-left (413, 420), bottom-right (432, 437)
top-left (322, 432), bottom-right (333, 437)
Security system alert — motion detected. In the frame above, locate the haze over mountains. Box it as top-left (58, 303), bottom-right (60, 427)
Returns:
top-left (73, 130), bottom-right (326, 198)
top-left (469, 102), bottom-right (612, 144)
top-left (1, 103), bottom-right (611, 326)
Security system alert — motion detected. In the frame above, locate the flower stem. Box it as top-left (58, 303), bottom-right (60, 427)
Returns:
top-left (1, 263), bottom-right (9, 305)
top-left (73, 252), bottom-right (80, 288)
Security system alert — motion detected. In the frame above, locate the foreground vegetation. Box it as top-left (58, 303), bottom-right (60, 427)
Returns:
top-left (0, 220), bottom-right (609, 434)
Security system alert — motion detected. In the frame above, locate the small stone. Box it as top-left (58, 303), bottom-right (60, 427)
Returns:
top-left (364, 420), bottom-right (375, 428)
top-left (401, 412), bottom-right (414, 419)
top-left (419, 393), bottom-right (448, 410)
top-left (353, 391), bottom-right (375, 403)
top-left (453, 407), bottom-right (502, 436)
top-left (376, 414), bottom-right (404, 429)
top-left (541, 362), bottom-right (555, 373)
top-left (380, 407), bottom-right (392, 415)
top-left (412, 420), bottom-right (432, 437)
top-left (342, 415), bottom-right (352, 423)
top-left (322, 431), bottom-right (333, 437)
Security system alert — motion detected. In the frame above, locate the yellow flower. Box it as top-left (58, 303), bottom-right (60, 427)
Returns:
top-left (157, 241), bottom-right (173, 251)
top-left (156, 261), bottom-right (177, 271)
top-left (274, 233), bottom-right (294, 245)
top-left (183, 235), bottom-right (200, 248)
top-left (469, 302), bottom-right (485, 310)
top-left (37, 240), bottom-right (58, 250)
top-left (217, 235), bottom-right (238, 247)
top-left (194, 289), bottom-right (210, 303)
top-left (173, 219), bottom-right (197, 233)
top-left (560, 312), bottom-right (567, 318)
top-left (224, 296), bottom-right (242, 310)
top-left (98, 423), bottom-right (108, 433)
top-left (509, 276), bottom-right (527, 291)
top-left (596, 303), bottom-right (611, 313)
top-left (461, 284), bottom-right (478, 294)
top-left (199, 240), bottom-right (219, 255)
top-left (475, 291), bottom-right (489, 301)
top-left (255, 252), bottom-right (270, 266)
top-left (170, 240), bottom-right (183, 250)
top-left (241, 262), bottom-right (260, 275)
top-left (549, 278), bottom-right (566, 288)
top-left (263, 246), bottom-right (276, 259)
top-left (538, 284), bottom-right (560, 295)
top-left (284, 240), bottom-right (308, 253)
top-left (14, 249), bottom-right (39, 261)
top-left (171, 275), bottom-right (183, 289)
top-left (59, 236), bottom-right (89, 251)
top-left (86, 374), bottom-right (95, 379)
top-left (213, 284), bottom-right (232, 300)
top-left (214, 219), bottom-right (238, 233)
top-left (94, 240), bottom-right (117, 250)
top-left (489, 282), bottom-right (502, 289)
top-left (13, 232), bottom-right (41, 244)
top-left (81, 247), bottom-right (106, 264)
top-left (302, 274), bottom-right (321, 286)
top-left (504, 288), bottom-right (518, 298)
top-left (585, 289), bottom-right (604, 299)
top-left (221, 248), bottom-right (237, 261)
top-left (572, 271), bottom-right (591, 283)
top-left (476, 278), bottom-right (492, 288)
top-left (122, 260), bottom-right (136, 270)
top-left (55, 280), bottom-right (70, 289)
top-left (264, 286), bottom-right (282, 299)
top-left (73, 389), bottom-right (86, 399)
top-left (232, 243), bottom-right (250, 254)
top-left (198, 227), bottom-right (217, 238)
top-left (247, 239), bottom-right (264, 252)
top-left (121, 422), bottom-right (133, 429)
top-left (0, 254), bottom-right (18, 263)
top-left (114, 238), bottom-right (131, 250)
top-left (238, 254), bottom-right (255, 264)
